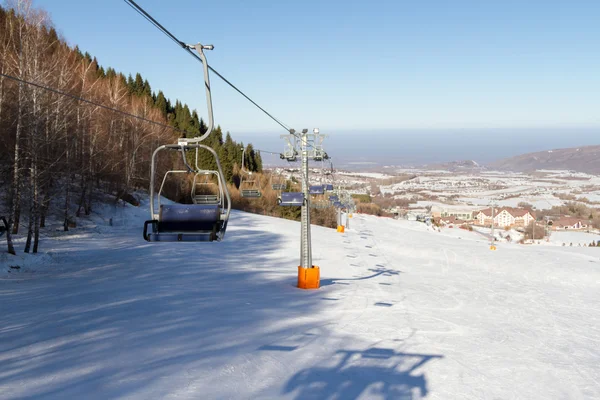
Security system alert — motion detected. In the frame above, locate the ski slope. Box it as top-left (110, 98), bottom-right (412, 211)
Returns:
top-left (1, 204), bottom-right (600, 399)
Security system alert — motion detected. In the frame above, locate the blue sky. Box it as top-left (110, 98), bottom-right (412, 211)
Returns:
top-left (34, 0), bottom-right (600, 136)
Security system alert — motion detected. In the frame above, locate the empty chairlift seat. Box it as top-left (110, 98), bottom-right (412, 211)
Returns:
top-left (278, 192), bottom-right (304, 206)
top-left (333, 201), bottom-right (343, 208)
top-left (309, 185), bottom-right (324, 195)
top-left (144, 204), bottom-right (223, 242)
top-left (310, 199), bottom-right (330, 209)
top-left (325, 184), bottom-right (334, 191)
top-left (241, 189), bottom-right (262, 198)
top-left (193, 194), bottom-right (220, 205)
top-left (329, 195), bottom-right (339, 202)
top-left (272, 183), bottom-right (286, 191)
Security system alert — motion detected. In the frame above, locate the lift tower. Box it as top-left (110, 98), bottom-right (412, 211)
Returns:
top-left (281, 128), bottom-right (328, 288)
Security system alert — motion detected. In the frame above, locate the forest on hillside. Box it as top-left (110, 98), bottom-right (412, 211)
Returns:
top-left (0, 1), bottom-right (264, 254)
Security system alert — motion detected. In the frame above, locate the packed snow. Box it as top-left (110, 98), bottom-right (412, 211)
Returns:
top-left (1, 199), bottom-right (600, 399)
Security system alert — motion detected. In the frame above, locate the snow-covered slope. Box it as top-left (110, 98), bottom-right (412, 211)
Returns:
top-left (1, 203), bottom-right (600, 399)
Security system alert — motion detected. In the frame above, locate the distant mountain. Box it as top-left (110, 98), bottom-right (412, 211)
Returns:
top-left (489, 145), bottom-right (600, 174)
top-left (424, 160), bottom-right (485, 172)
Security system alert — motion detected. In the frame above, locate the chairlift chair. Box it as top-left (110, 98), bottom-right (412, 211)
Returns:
top-left (192, 171), bottom-right (222, 205)
top-left (270, 171), bottom-right (287, 191)
top-left (277, 167), bottom-right (304, 206)
top-left (278, 192), bottom-right (305, 207)
top-left (143, 43), bottom-right (231, 242)
top-left (280, 134), bottom-right (298, 162)
top-left (308, 185), bottom-right (329, 209)
top-left (309, 185), bottom-right (325, 195)
top-left (240, 147), bottom-right (262, 198)
top-left (310, 198), bottom-right (330, 209)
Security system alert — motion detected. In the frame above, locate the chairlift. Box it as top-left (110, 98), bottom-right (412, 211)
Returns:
top-left (309, 185), bottom-right (324, 195)
top-left (280, 134), bottom-right (298, 162)
top-left (240, 147), bottom-right (262, 198)
top-left (277, 167), bottom-right (304, 206)
top-left (191, 171), bottom-right (222, 205)
top-left (143, 43), bottom-right (231, 242)
top-left (308, 185), bottom-right (330, 209)
top-left (270, 170), bottom-right (287, 191)
top-left (310, 197), bottom-right (330, 209)
top-left (279, 192), bottom-right (305, 206)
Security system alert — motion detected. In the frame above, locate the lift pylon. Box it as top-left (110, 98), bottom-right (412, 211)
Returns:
top-left (281, 128), bottom-right (329, 289)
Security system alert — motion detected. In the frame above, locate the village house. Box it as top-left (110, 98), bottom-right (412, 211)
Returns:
top-left (552, 216), bottom-right (588, 231)
top-left (437, 215), bottom-right (466, 226)
top-left (474, 207), bottom-right (536, 228)
top-left (430, 205), bottom-right (478, 220)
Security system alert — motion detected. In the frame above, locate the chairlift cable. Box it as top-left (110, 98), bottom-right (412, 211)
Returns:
top-left (0, 72), bottom-right (194, 137)
top-left (124, 0), bottom-right (292, 133)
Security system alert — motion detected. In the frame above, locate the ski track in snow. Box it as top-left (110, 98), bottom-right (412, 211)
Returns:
top-left (1, 210), bottom-right (600, 399)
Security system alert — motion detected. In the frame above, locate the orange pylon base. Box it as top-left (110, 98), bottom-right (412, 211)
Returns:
top-left (337, 225), bottom-right (345, 233)
top-left (297, 266), bottom-right (320, 289)
top-left (490, 245), bottom-right (497, 251)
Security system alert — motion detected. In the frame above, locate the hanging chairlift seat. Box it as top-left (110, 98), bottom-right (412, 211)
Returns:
top-left (325, 184), bottom-right (334, 191)
top-left (241, 188), bottom-right (262, 198)
top-left (310, 200), bottom-right (330, 209)
top-left (240, 174), bottom-right (261, 198)
top-left (278, 192), bottom-right (304, 207)
top-left (193, 194), bottom-right (220, 204)
top-left (270, 173), bottom-right (287, 191)
top-left (192, 172), bottom-right (222, 205)
top-left (144, 45), bottom-right (231, 243)
top-left (329, 195), bottom-right (339, 202)
top-left (144, 204), bottom-right (224, 242)
top-left (333, 201), bottom-right (343, 208)
top-left (309, 185), bottom-right (324, 195)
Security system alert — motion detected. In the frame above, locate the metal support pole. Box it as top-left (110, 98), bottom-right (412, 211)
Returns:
top-left (300, 131), bottom-right (312, 268)
top-left (346, 210), bottom-right (350, 229)
top-left (490, 201), bottom-right (495, 247)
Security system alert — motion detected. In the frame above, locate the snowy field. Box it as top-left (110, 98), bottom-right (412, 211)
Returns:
top-left (1, 204), bottom-right (600, 399)
top-left (548, 231), bottom-right (600, 246)
top-left (376, 169), bottom-right (600, 212)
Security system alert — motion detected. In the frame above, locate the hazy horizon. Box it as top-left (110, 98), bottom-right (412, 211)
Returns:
top-left (231, 127), bottom-right (600, 169)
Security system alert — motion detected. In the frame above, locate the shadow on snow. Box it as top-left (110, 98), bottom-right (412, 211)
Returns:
top-left (283, 347), bottom-right (443, 399)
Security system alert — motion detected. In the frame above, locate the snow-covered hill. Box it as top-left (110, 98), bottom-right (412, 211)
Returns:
top-left (1, 200), bottom-right (599, 399)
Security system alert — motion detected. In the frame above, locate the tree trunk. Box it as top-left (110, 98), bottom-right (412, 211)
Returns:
top-left (11, 79), bottom-right (23, 234)
top-left (33, 162), bottom-right (40, 253)
top-left (5, 219), bottom-right (16, 255)
top-left (40, 185), bottom-right (51, 228)
top-left (24, 187), bottom-right (33, 253)
top-left (63, 129), bottom-right (71, 231)
top-left (76, 175), bottom-right (86, 217)
top-left (64, 173), bottom-right (70, 231)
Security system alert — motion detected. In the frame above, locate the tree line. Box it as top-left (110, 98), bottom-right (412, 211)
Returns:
top-left (0, 1), bottom-right (262, 254)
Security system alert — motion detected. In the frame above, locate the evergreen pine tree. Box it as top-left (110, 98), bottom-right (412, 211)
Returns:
top-left (127, 74), bottom-right (135, 94)
top-left (155, 91), bottom-right (168, 118)
top-left (142, 79), bottom-right (152, 98)
top-left (134, 73), bottom-right (144, 96)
